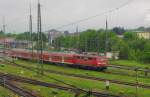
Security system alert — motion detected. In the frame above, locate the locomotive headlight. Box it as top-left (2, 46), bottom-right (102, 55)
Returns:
top-left (98, 62), bottom-right (101, 64)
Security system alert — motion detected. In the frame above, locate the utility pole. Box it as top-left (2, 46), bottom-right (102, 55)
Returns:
top-left (76, 26), bottom-right (79, 53)
top-left (147, 9), bottom-right (150, 40)
top-left (2, 17), bottom-right (6, 34)
top-left (105, 17), bottom-right (108, 56)
top-left (84, 36), bottom-right (87, 53)
top-left (29, 4), bottom-right (33, 60)
top-left (37, 0), bottom-right (44, 75)
top-left (2, 17), bottom-right (6, 57)
top-left (96, 31), bottom-right (100, 55)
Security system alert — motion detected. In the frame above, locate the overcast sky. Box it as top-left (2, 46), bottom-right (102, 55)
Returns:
top-left (0, 0), bottom-right (150, 33)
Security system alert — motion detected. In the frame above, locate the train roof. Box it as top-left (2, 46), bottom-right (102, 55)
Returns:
top-left (50, 52), bottom-right (75, 56)
top-left (10, 48), bottom-right (106, 58)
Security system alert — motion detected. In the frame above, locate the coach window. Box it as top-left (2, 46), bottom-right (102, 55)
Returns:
top-left (54, 56), bottom-right (61, 59)
top-left (65, 57), bottom-right (70, 60)
top-left (81, 56), bottom-right (84, 59)
top-left (76, 56), bottom-right (80, 59)
top-left (84, 57), bottom-right (88, 61)
top-left (88, 57), bottom-right (93, 60)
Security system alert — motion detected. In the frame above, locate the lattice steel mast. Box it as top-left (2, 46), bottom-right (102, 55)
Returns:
top-left (105, 17), bottom-right (108, 55)
top-left (29, 4), bottom-right (33, 60)
top-left (37, 0), bottom-right (43, 75)
top-left (2, 17), bottom-right (6, 57)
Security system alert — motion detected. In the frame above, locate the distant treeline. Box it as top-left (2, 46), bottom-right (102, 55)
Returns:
top-left (54, 29), bottom-right (150, 64)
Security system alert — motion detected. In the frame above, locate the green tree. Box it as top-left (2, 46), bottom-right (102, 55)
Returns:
top-left (141, 41), bottom-right (150, 63)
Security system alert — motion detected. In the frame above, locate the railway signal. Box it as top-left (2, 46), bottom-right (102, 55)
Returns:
top-left (106, 80), bottom-right (110, 90)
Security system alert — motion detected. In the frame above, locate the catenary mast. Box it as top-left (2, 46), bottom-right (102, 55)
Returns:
top-left (29, 4), bottom-right (33, 60)
top-left (105, 17), bottom-right (108, 55)
top-left (37, 0), bottom-right (43, 75)
top-left (2, 17), bottom-right (6, 57)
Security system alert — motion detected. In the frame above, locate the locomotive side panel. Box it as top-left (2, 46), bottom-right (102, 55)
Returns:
top-left (75, 56), bottom-right (97, 66)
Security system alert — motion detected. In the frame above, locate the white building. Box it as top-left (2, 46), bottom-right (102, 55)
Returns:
top-left (47, 29), bottom-right (63, 45)
top-left (106, 52), bottom-right (119, 60)
top-left (137, 32), bottom-right (150, 39)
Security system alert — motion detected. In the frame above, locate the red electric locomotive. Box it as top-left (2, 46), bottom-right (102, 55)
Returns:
top-left (6, 49), bottom-right (108, 70)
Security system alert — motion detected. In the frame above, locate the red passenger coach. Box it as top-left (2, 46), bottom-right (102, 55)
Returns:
top-left (49, 53), bottom-right (75, 65)
top-left (42, 52), bottom-right (50, 62)
top-left (6, 49), bottom-right (108, 70)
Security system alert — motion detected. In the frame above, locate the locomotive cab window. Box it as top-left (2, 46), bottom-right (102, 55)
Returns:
top-left (53, 56), bottom-right (61, 59)
top-left (64, 57), bottom-right (72, 60)
top-left (76, 56), bottom-right (80, 59)
top-left (88, 57), bottom-right (93, 60)
top-left (84, 57), bottom-right (88, 60)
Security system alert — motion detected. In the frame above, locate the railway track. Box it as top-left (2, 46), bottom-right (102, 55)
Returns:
top-left (1, 57), bottom-right (150, 79)
top-left (1, 59), bottom-right (150, 89)
top-left (106, 65), bottom-right (150, 78)
top-left (104, 70), bottom-right (150, 79)
top-left (108, 65), bottom-right (150, 73)
top-left (0, 72), bottom-right (121, 97)
top-left (0, 78), bottom-right (37, 97)
top-left (3, 58), bottom-right (150, 79)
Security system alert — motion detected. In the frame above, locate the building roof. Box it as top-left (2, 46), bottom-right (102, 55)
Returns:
top-left (0, 37), bottom-right (14, 44)
top-left (48, 29), bottom-right (60, 33)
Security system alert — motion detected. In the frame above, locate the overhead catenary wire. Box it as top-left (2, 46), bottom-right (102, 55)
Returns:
top-left (1, 0), bottom-right (134, 33)
top-left (43, 0), bottom-right (134, 53)
top-left (45, 0), bottom-right (134, 31)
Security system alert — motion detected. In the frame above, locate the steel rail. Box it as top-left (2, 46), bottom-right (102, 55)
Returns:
top-left (0, 73), bottom-right (121, 97)
top-left (1, 60), bottom-right (150, 89)
top-left (0, 78), bottom-right (37, 97)
top-left (108, 65), bottom-right (150, 73)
